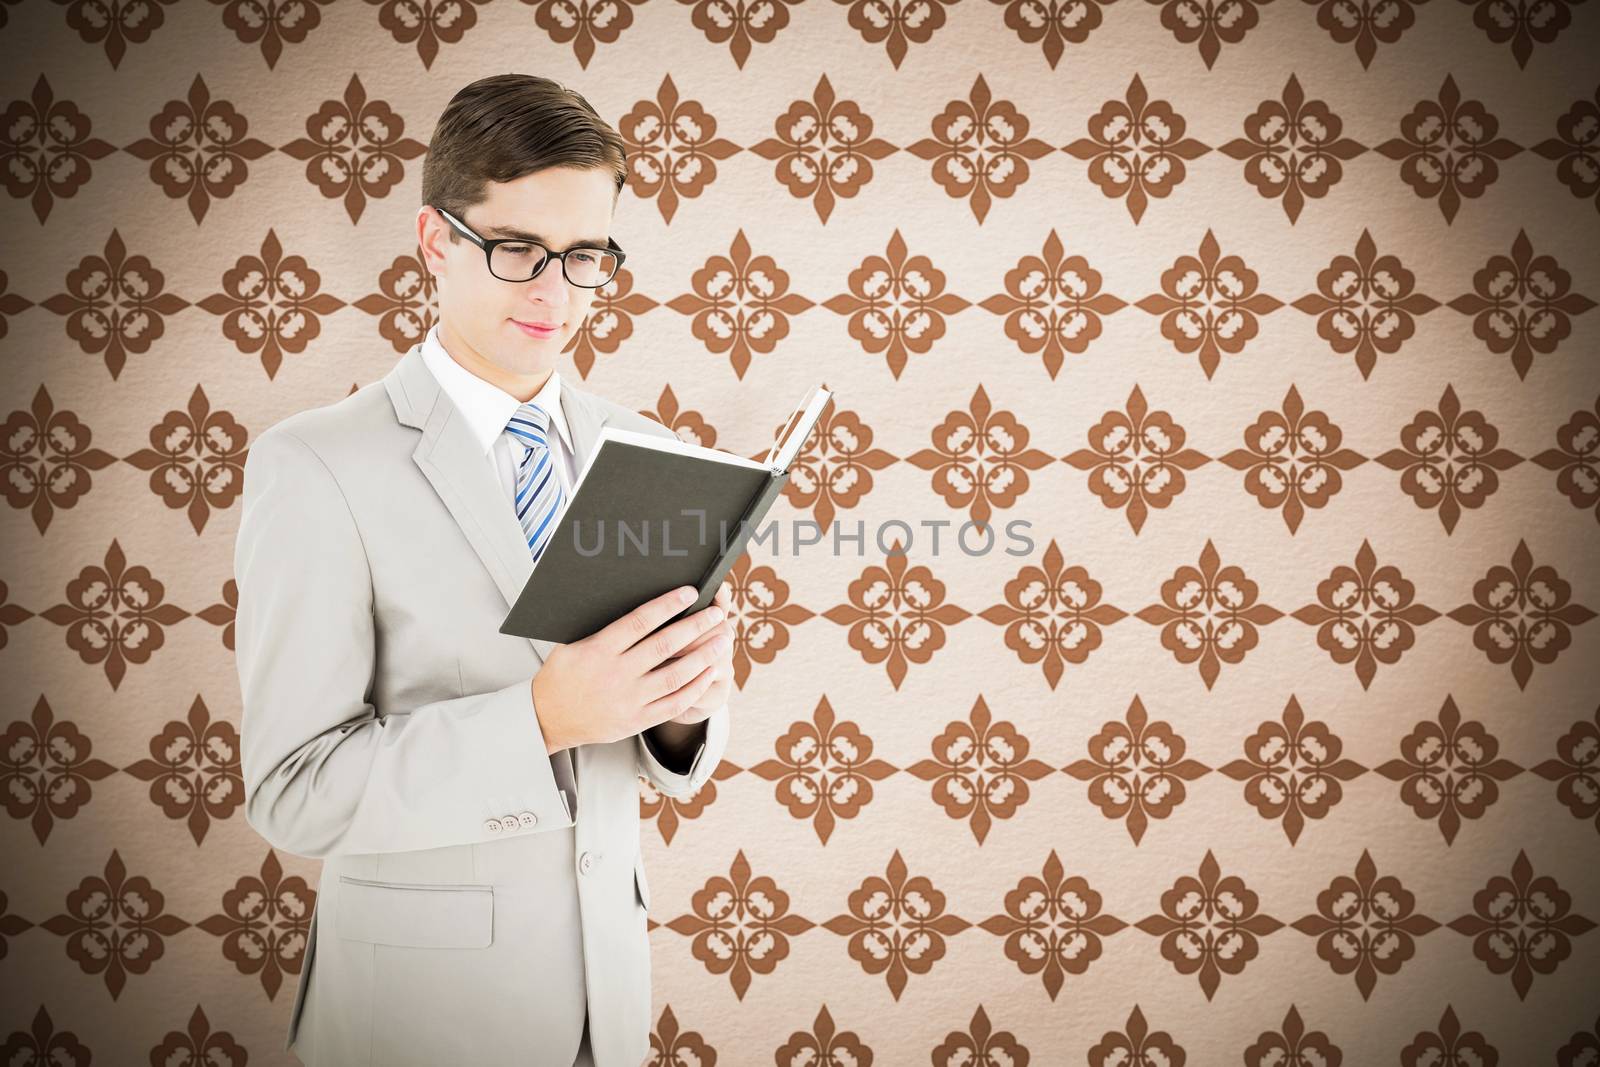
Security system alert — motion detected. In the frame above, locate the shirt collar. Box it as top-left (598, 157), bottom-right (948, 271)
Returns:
top-left (419, 323), bottom-right (573, 457)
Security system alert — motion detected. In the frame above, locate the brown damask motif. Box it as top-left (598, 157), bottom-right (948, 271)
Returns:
top-left (564, 266), bottom-right (657, 379)
top-left (51, 0), bottom-right (180, 68)
top-left (667, 229), bottom-right (815, 379)
top-left (767, 390), bottom-right (896, 532)
top-left (978, 850), bottom-right (1127, 1001)
top-left (1298, 0), bottom-right (1428, 68)
top-left (353, 246), bottom-right (439, 356)
top-left (1531, 706), bottom-right (1600, 835)
top-left (0, 1006), bottom-right (90, 1066)
top-left (620, 75), bottom-right (742, 225)
top-left (907, 384), bottom-right (1054, 527)
top-left (124, 75), bottom-right (272, 224)
top-left (209, 0), bottom-right (335, 68)
top-left (1135, 849), bottom-right (1283, 999)
top-left (647, 1004), bottom-right (718, 1067)
top-left (0, 890), bottom-right (35, 959)
top-left (640, 761), bottom-right (739, 845)
top-left (1136, 228), bottom-right (1283, 379)
top-left (664, 849), bottom-right (816, 999)
top-left (987, 0), bottom-right (1116, 66)
top-left (1290, 848), bottom-right (1439, 1000)
top-left (833, 0), bottom-right (958, 67)
top-left (0, 269), bottom-right (32, 339)
top-left (822, 229), bottom-right (969, 379)
top-left (931, 1005), bottom-right (1031, 1065)
top-left (775, 1005), bottom-right (873, 1066)
top-left (1064, 694), bottom-right (1211, 845)
top-left (907, 74), bottom-right (1055, 223)
top-left (1291, 539), bottom-right (1440, 689)
top-left (1557, 1013), bottom-right (1600, 1065)
top-left (41, 229), bottom-right (191, 380)
top-left (1534, 86), bottom-right (1600, 216)
top-left (1291, 228), bottom-right (1440, 380)
top-left (1456, 0), bottom-right (1589, 68)
top-left (1063, 74), bottom-right (1211, 224)
top-left (645, 384), bottom-right (719, 448)
top-left (1218, 695), bottom-right (1367, 845)
top-left (280, 74), bottom-right (427, 224)
top-left (1377, 76), bottom-right (1523, 225)
top-left (196, 578), bottom-right (237, 651)
top-left (1447, 228), bottom-right (1596, 380)
top-left (724, 553), bottom-right (816, 689)
top-left (124, 695), bottom-right (245, 845)
top-left (1376, 384), bottom-right (1523, 533)
top-left (1220, 74), bottom-right (1367, 224)
top-left (41, 850), bottom-right (191, 999)
top-left (1245, 1005), bottom-right (1343, 1066)
top-left (1532, 394), bottom-right (1600, 524)
top-left (821, 849), bottom-right (971, 999)
top-left (1088, 1005), bottom-right (1186, 1066)
top-left (676, 0), bottom-right (804, 68)
top-left (1445, 850), bottom-right (1596, 999)
top-left (750, 75), bottom-right (897, 224)
top-left (1377, 695), bottom-right (1523, 846)
top-left (196, 850), bottom-right (313, 1000)
top-left (979, 228), bottom-right (1127, 378)
top-left (40, 540), bottom-right (192, 690)
top-left (123, 385), bottom-right (250, 534)
top-left (1, 385), bottom-right (118, 535)
top-left (1063, 385), bottom-right (1209, 535)
top-left (1, 77), bottom-right (114, 222)
top-left (1145, 0), bottom-right (1272, 69)
top-left (1401, 1005), bottom-right (1499, 1067)
top-left (1220, 385), bottom-right (1367, 534)
top-left (0, 580), bottom-right (33, 650)
top-left (199, 229), bottom-right (347, 380)
top-left (519, 0), bottom-right (646, 66)
top-left (1, 695), bottom-right (117, 845)
top-left (1135, 539), bottom-right (1283, 690)
top-left (365, 0), bottom-right (492, 67)
top-left (980, 538), bottom-right (1127, 687)
top-left (822, 541), bottom-right (971, 689)
top-left (906, 695), bottom-right (1054, 844)
top-left (1446, 539), bottom-right (1595, 689)
top-left (148, 1005), bottom-right (247, 1067)
top-left (749, 695), bottom-right (897, 844)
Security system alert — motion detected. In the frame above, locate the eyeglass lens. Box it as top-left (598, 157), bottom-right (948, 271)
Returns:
top-left (489, 242), bottom-right (618, 287)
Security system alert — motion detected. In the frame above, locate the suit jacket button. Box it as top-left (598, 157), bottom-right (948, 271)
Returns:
top-left (578, 852), bottom-right (594, 874)
top-left (517, 811), bottom-right (538, 828)
top-left (499, 814), bottom-right (521, 832)
top-left (484, 818), bottom-right (502, 834)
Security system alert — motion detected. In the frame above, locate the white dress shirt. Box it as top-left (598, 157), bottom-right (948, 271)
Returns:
top-left (419, 323), bottom-right (576, 504)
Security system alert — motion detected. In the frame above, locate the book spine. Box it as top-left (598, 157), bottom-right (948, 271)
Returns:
top-left (689, 470), bottom-right (789, 610)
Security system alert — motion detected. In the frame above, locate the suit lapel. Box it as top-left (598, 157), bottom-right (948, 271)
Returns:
top-left (383, 345), bottom-right (611, 666)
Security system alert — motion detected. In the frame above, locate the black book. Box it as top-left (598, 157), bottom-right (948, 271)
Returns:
top-left (499, 384), bottom-right (832, 644)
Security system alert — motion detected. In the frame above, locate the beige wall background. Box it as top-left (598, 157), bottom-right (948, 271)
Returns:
top-left (2, 0), bottom-right (1598, 1062)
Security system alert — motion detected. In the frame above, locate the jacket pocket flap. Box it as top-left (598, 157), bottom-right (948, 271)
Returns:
top-left (337, 876), bottom-right (494, 949)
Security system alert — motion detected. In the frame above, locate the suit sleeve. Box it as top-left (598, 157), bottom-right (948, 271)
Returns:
top-left (234, 426), bottom-right (574, 859)
top-left (636, 701), bottom-right (729, 799)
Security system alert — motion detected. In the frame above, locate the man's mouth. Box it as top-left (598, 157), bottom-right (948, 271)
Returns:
top-left (513, 319), bottom-right (561, 337)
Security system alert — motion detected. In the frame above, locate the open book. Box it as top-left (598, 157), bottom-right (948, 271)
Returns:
top-left (499, 384), bottom-right (832, 644)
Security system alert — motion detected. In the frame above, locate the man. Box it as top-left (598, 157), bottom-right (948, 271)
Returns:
top-left (233, 73), bottom-right (735, 1066)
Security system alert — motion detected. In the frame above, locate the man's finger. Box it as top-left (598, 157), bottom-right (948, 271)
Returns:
top-left (591, 584), bottom-right (699, 656)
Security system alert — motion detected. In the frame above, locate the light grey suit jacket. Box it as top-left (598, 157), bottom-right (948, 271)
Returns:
top-left (233, 342), bottom-right (731, 1066)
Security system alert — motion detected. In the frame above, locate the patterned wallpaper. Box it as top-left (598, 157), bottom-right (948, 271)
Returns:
top-left (2, 0), bottom-right (1598, 1063)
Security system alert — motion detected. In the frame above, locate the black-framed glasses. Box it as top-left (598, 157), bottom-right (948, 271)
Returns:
top-left (434, 205), bottom-right (625, 289)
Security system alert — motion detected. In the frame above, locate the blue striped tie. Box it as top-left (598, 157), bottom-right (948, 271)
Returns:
top-left (505, 401), bottom-right (566, 564)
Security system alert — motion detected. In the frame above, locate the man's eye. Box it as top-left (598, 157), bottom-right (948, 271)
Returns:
top-left (570, 250), bottom-right (599, 265)
top-left (500, 244), bottom-right (536, 256)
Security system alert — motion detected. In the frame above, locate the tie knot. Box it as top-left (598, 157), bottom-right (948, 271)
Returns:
top-left (506, 402), bottom-right (552, 448)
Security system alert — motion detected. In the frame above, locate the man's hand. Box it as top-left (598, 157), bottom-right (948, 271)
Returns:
top-left (529, 584), bottom-right (730, 755)
top-left (659, 581), bottom-right (734, 726)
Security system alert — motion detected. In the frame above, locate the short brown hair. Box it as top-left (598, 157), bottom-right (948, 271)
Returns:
top-left (422, 74), bottom-right (627, 238)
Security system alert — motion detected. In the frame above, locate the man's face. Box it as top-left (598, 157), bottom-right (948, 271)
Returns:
top-left (419, 164), bottom-right (618, 399)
